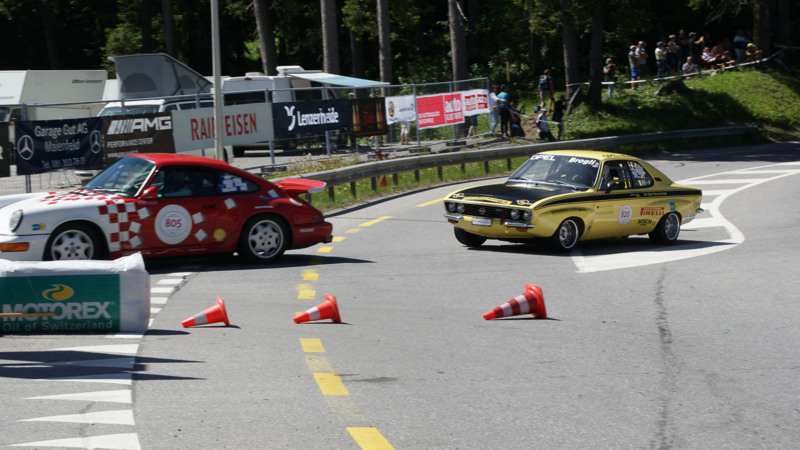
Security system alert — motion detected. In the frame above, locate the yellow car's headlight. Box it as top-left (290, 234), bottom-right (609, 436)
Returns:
top-left (456, 203), bottom-right (465, 214)
top-left (446, 202), bottom-right (456, 213)
top-left (510, 209), bottom-right (520, 220)
top-left (523, 210), bottom-right (533, 221)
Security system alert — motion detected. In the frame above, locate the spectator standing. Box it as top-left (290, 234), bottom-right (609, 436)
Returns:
top-left (655, 41), bottom-right (668, 79)
top-left (603, 58), bottom-right (617, 98)
top-left (535, 108), bottom-right (556, 142)
top-left (636, 41), bottom-right (650, 83)
top-left (628, 45), bottom-right (640, 90)
top-left (508, 102), bottom-right (525, 138)
top-left (497, 84), bottom-right (510, 137)
top-left (677, 30), bottom-right (690, 64)
top-left (733, 30), bottom-right (748, 63)
top-left (682, 56), bottom-right (700, 79)
top-left (488, 84), bottom-right (500, 135)
top-left (689, 32), bottom-right (704, 62)
top-left (537, 69), bottom-right (555, 111)
top-left (552, 95), bottom-right (566, 140)
top-left (667, 35), bottom-right (680, 74)
top-left (400, 121), bottom-right (411, 145)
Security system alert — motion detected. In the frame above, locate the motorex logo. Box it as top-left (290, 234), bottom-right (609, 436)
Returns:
top-left (284, 105), bottom-right (297, 131)
top-left (42, 284), bottom-right (74, 301)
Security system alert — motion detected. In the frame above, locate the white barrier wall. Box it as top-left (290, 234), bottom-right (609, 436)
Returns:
top-left (0, 253), bottom-right (150, 333)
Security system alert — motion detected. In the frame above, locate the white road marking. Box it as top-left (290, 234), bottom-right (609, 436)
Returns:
top-left (105, 332), bottom-right (145, 339)
top-left (52, 344), bottom-right (139, 355)
top-left (9, 433), bottom-right (142, 449)
top-left (21, 410), bottom-right (134, 425)
top-left (150, 287), bottom-right (174, 294)
top-left (150, 297), bottom-right (168, 304)
top-left (26, 390), bottom-right (132, 404)
top-left (156, 278), bottom-right (183, 285)
top-left (44, 373), bottom-right (133, 385)
top-left (572, 162), bottom-right (800, 272)
top-left (166, 272), bottom-right (192, 277)
top-left (150, 307), bottom-right (161, 314)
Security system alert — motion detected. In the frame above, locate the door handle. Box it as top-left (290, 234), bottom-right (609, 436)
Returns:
top-left (202, 204), bottom-right (218, 209)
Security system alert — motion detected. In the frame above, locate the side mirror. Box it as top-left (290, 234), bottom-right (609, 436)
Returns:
top-left (140, 185), bottom-right (159, 200)
top-left (604, 180), bottom-right (616, 193)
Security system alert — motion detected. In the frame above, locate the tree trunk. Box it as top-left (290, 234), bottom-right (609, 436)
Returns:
top-left (320, 0), bottom-right (340, 74)
top-left (253, 0), bottom-right (278, 75)
top-left (753, 0), bottom-right (770, 52)
top-left (38, 0), bottom-right (59, 69)
top-left (377, 0), bottom-right (392, 94)
top-left (448, 0), bottom-right (468, 89)
top-left (776, 0), bottom-right (789, 44)
top-left (560, 0), bottom-right (582, 103)
top-left (350, 29), bottom-right (365, 79)
top-left (586, 0), bottom-right (605, 106)
top-left (162, 0), bottom-right (176, 57)
top-left (141, 0), bottom-right (152, 53)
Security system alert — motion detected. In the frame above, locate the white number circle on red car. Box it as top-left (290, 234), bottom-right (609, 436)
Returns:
top-left (617, 204), bottom-right (632, 225)
top-left (155, 204), bottom-right (192, 244)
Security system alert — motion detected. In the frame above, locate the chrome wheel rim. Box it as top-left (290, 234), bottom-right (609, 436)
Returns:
top-left (51, 230), bottom-right (94, 260)
top-left (248, 220), bottom-right (283, 258)
top-left (559, 220), bottom-right (579, 249)
top-left (665, 214), bottom-right (680, 241)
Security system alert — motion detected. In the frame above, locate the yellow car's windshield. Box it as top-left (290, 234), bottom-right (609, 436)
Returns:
top-left (508, 154), bottom-right (600, 189)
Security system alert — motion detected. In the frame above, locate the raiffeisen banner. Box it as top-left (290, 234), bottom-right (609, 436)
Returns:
top-left (461, 89), bottom-right (490, 116)
top-left (170, 103), bottom-right (274, 153)
top-left (271, 99), bottom-right (351, 135)
top-left (384, 95), bottom-right (416, 124)
top-left (416, 93), bottom-right (464, 129)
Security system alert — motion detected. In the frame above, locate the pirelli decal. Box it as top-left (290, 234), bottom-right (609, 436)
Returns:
top-left (535, 190), bottom-right (702, 210)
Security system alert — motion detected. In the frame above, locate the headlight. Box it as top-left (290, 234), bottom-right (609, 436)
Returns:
top-left (510, 209), bottom-right (520, 220)
top-left (9, 210), bottom-right (23, 232)
top-left (446, 202), bottom-right (456, 212)
top-left (523, 210), bottom-right (533, 221)
top-left (456, 203), bottom-right (465, 213)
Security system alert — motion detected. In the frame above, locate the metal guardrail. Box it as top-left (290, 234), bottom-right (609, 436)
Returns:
top-left (277, 126), bottom-right (756, 193)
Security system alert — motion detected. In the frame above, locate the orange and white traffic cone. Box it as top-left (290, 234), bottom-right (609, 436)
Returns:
top-left (294, 294), bottom-right (342, 324)
top-left (483, 284), bottom-right (547, 320)
top-left (182, 297), bottom-right (231, 327)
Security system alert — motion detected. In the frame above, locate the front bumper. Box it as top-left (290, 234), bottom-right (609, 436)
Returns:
top-left (0, 234), bottom-right (50, 261)
top-left (444, 214), bottom-right (537, 238)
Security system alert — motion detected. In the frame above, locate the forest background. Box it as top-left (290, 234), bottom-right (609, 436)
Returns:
top-left (0, 0), bottom-right (797, 102)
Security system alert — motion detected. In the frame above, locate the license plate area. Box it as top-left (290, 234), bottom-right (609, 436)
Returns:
top-left (471, 217), bottom-right (492, 227)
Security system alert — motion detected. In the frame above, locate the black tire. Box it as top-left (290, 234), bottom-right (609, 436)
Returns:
top-left (550, 218), bottom-right (581, 252)
top-left (454, 228), bottom-right (487, 247)
top-left (44, 222), bottom-right (106, 261)
top-left (649, 212), bottom-right (681, 245)
top-left (237, 214), bottom-right (290, 263)
top-left (233, 146), bottom-right (245, 158)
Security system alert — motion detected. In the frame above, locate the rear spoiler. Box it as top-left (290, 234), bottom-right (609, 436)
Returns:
top-left (273, 178), bottom-right (326, 196)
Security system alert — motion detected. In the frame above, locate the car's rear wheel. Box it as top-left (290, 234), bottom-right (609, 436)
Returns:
top-left (44, 223), bottom-right (105, 261)
top-left (550, 218), bottom-right (581, 252)
top-left (238, 214), bottom-right (289, 263)
top-left (454, 228), bottom-right (486, 247)
top-left (649, 212), bottom-right (681, 244)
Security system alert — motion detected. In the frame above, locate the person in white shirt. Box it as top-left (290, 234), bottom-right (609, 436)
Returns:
top-left (488, 84), bottom-right (500, 135)
top-left (536, 109), bottom-right (556, 142)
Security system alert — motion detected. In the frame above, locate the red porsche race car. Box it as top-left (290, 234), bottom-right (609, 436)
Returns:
top-left (0, 153), bottom-right (332, 263)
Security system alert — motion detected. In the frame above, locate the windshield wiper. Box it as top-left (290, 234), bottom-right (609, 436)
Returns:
top-left (544, 179), bottom-right (580, 189)
top-left (90, 187), bottom-right (127, 194)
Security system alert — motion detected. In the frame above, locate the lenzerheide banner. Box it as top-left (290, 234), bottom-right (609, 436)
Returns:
top-left (14, 118), bottom-right (104, 175)
top-left (272, 99), bottom-right (351, 135)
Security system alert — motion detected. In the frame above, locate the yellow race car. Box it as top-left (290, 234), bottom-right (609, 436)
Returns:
top-left (443, 150), bottom-right (703, 251)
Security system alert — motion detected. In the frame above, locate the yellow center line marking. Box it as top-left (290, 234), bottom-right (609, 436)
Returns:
top-left (305, 354), bottom-right (334, 372)
top-left (296, 284), bottom-right (316, 300)
top-left (302, 269), bottom-right (319, 281)
top-left (317, 246), bottom-right (333, 253)
top-left (310, 257), bottom-right (325, 265)
top-left (347, 427), bottom-right (395, 450)
top-left (346, 229), bottom-right (361, 233)
top-left (359, 216), bottom-right (392, 227)
top-left (313, 373), bottom-right (349, 396)
top-left (332, 236), bottom-right (345, 242)
top-left (300, 338), bottom-right (325, 353)
top-left (416, 198), bottom-right (444, 207)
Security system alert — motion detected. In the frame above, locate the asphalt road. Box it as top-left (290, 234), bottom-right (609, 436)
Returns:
top-left (1, 142), bottom-right (799, 449)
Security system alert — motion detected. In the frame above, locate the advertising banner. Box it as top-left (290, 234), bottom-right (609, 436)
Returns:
top-left (102, 112), bottom-right (175, 163)
top-left (461, 89), bottom-right (490, 116)
top-left (14, 118), bottom-right (105, 175)
top-left (415, 93), bottom-right (464, 130)
top-left (0, 124), bottom-right (9, 178)
top-left (384, 95), bottom-right (417, 124)
top-left (272, 99), bottom-right (351, 135)
top-left (351, 98), bottom-right (388, 137)
top-left (170, 103), bottom-right (274, 152)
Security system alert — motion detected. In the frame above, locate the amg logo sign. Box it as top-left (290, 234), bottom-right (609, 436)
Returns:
top-left (107, 117), bottom-right (172, 135)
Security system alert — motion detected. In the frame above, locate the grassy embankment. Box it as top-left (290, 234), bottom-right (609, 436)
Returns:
top-left (287, 69), bottom-right (799, 212)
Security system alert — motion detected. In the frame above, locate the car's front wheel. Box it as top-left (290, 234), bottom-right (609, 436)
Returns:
top-left (649, 212), bottom-right (681, 244)
top-left (454, 228), bottom-right (486, 247)
top-left (550, 218), bottom-right (581, 252)
top-left (238, 214), bottom-right (289, 263)
top-left (44, 223), bottom-right (105, 261)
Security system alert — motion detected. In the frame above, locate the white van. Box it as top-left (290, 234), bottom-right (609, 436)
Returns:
top-left (0, 70), bottom-right (108, 124)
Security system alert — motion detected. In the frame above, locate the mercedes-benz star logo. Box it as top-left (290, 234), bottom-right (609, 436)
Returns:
top-left (478, 207), bottom-right (486, 215)
top-left (90, 130), bottom-right (102, 154)
top-left (16, 135), bottom-right (34, 161)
